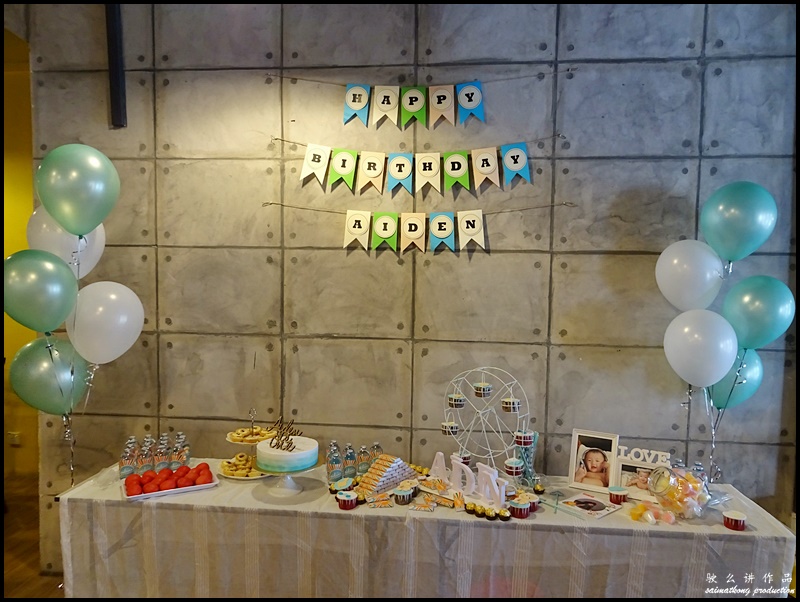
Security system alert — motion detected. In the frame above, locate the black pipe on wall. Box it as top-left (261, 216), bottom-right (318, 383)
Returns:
top-left (105, 4), bottom-right (127, 128)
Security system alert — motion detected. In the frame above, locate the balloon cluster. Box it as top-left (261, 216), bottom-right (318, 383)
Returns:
top-left (4, 144), bottom-right (145, 417)
top-left (656, 181), bottom-right (795, 480)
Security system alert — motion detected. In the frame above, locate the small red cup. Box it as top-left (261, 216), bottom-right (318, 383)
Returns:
top-left (723, 510), bottom-right (746, 531)
top-left (608, 486), bottom-right (628, 505)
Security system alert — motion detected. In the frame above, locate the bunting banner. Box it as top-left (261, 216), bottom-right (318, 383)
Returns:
top-left (400, 213), bottom-right (427, 252)
top-left (371, 212), bottom-right (399, 250)
top-left (457, 209), bottom-right (485, 249)
top-left (500, 142), bottom-right (532, 185)
top-left (301, 143), bottom-right (331, 184)
top-left (371, 85), bottom-right (400, 127)
top-left (329, 148), bottom-right (359, 190)
top-left (443, 151), bottom-right (470, 191)
top-left (429, 212), bottom-right (456, 252)
top-left (471, 146), bottom-right (501, 189)
top-left (344, 210), bottom-right (371, 249)
top-left (387, 153), bottom-right (413, 194)
top-left (415, 152), bottom-right (441, 193)
top-left (401, 86), bottom-right (427, 127)
top-left (344, 84), bottom-right (370, 126)
top-left (428, 84), bottom-right (456, 127)
top-left (456, 81), bottom-right (485, 124)
top-left (357, 151), bottom-right (386, 193)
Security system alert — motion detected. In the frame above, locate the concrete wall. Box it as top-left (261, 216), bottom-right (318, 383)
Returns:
top-left (4, 4), bottom-right (796, 573)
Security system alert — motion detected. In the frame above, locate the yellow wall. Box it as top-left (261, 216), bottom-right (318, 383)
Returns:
top-left (4, 28), bottom-right (38, 476)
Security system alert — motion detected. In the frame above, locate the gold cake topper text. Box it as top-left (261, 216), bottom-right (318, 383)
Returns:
top-left (268, 416), bottom-right (303, 451)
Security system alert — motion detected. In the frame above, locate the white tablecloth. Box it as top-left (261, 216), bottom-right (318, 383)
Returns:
top-left (58, 460), bottom-right (796, 598)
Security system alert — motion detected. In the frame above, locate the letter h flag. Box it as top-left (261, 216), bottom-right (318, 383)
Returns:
top-left (344, 84), bottom-right (371, 126)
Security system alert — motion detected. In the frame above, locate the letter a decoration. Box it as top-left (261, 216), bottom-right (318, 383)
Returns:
top-left (371, 86), bottom-right (400, 127)
top-left (500, 142), bottom-right (532, 186)
top-left (344, 84), bottom-right (370, 126)
top-left (344, 210), bottom-right (371, 249)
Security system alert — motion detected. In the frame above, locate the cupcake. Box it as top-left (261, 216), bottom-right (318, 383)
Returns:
top-left (394, 487), bottom-right (413, 506)
top-left (336, 491), bottom-right (358, 510)
top-left (509, 498), bottom-right (531, 519)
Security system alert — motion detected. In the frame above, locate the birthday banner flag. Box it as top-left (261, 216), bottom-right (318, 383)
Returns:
top-left (429, 212), bottom-right (456, 252)
top-left (387, 153), bottom-right (414, 194)
top-left (343, 210), bottom-right (371, 249)
top-left (370, 85), bottom-right (400, 127)
top-left (457, 209), bottom-right (485, 249)
top-left (300, 143), bottom-right (331, 184)
top-left (400, 213), bottom-right (427, 252)
top-left (415, 152), bottom-right (441, 193)
top-left (471, 146), bottom-right (501, 189)
top-left (500, 142), bottom-right (532, 185)
top-left (443, 151), bottom-right (470, 191)
top-left (371, 212), bottom-right (399, 250)
top-left (401, 86), bottom-right (427, 127)
top-left (329, 148), bottom-right (359, 190)
top-left (344, 84), bottom-right (370, 126)
top-left (456, 81), bottom-right (485, 124)
top-left (357, 151), bottom-right (386, 193)
top-left (428, 84), bottom-right (456, 127)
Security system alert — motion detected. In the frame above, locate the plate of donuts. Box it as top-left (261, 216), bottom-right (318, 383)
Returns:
top-left (218, 453), bottom-right (271, 481)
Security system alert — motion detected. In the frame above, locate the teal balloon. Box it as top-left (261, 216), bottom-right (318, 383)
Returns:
top-left (4, 249), bottom-right (78, 332)
top-left (721, 275), bottom-right (795, 349)
top-left (9, 337), bottom-right (90, 416)
top-left (709, 348), bottom-right (763, 410)
top-left (34, 144), bottom-right (121, 236)
top-left (699, 181), bottom-right (777, 262)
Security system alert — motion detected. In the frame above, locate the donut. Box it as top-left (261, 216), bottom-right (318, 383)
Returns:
top-left (234, 452), bottom-right (249, 464)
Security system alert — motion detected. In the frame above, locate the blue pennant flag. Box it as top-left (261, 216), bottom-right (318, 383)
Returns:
top-left (429, 212), bottom-right (456, 252)
top-left (344, 84), bottom-right (371, 126)
top-left (456, 81), bottom-right (485, 124)
top-left (387, 153), bottom-right (414, 194)
top-left (500, 142), bottom-right (531, 185)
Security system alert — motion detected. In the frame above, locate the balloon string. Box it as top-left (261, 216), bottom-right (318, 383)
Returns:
top-left (703, 387), bottom-right (723, 483)
top-left (74, 235), bottom-right (83, 280)
top-left (43, 333), bottom-right (72, 404)
top-left (62, 413), bottom-right (76, 488)
top-left (79, 364), bottom-right (99, 414)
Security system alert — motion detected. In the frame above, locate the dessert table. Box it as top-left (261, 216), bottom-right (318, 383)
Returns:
top-left (57, 460), bottom-right (796, 598)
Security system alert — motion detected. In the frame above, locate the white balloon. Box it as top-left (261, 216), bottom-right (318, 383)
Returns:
top-left (66, 281), bottom-right (144, 365)
top-left (26, 206), bottom-right (106, 279)
top-left (655, 240), bottom-right (724, 311)
top-left (663, 309), bottom-right (738, 388)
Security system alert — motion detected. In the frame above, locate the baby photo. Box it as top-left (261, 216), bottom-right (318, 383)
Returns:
top-left (568, 429), bottom-right (619, 494)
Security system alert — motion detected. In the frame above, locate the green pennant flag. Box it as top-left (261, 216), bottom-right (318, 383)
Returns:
top-left (329, 148), bottom-right (358, 189)
top-left (443, 151), bottom-right (470, 191)
top-left (371, 212), bottom-right (399, 251)
top-left (400, 87), bottom-right (427, 127)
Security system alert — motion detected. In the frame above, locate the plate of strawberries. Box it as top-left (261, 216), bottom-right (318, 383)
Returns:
top-left (122, 461), bottom-right (218, 501)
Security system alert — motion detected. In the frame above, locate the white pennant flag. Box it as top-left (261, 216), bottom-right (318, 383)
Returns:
top-left (357, 151), bottom-right (386, 193)
top-left (400, 213), bottom-right (427, 252)
top-left (470, 147), bottom-right (500, 189)
top-left (300, 143), bottom-right (331, 184)
top-left (370, 85), bottom-right (400, 127)
top-left (457, 209), bottom-right (485, 249)
top-left (344, 210), bottom-right (371, 249)
top-left (415, 152), bottom-right (441, 193)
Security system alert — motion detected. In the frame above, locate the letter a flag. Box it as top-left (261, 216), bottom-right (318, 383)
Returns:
top-left (344, 84), bottom-right (370, 126)
top-left (500, 142), bottom-right (532, 185)
top-left (371, 86), bottom-right (400, 127)
top-left (471, 147), bottom-right (500, 189)
top-left (301, 143), bottom-right (331, 185)
top-left (344, 210), bottom-right (371, 249)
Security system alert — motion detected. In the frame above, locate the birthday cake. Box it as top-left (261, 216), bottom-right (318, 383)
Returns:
top-left (256, 436), bottom-right (319, 473)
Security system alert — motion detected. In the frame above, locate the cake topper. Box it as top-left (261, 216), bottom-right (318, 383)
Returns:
top-left (268, 416), bottom-right (303, 451)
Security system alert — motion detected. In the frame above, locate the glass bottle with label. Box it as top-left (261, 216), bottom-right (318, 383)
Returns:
top-left (357, 445), bottom-right (371, 476)
top-left (343, 443), bottom-right (357, 479)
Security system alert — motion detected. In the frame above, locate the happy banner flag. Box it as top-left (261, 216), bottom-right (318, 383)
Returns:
top-left (443, 151), bottom-right (470, 191)
top-left (471, 146), bottom-right (501, 188)
top-left (401, 86), bottom-right (427, 127)
top-left (429, 212), bottom-right (456, 252)
top-left (457, 209), bottom-right (485, 249)
top-left (329, 148), bottom-right (359, 190)
top-left (371, 212), bottom-right (399, 250)
top-left (429, 84), bottom-right (456, 127)
top-left (300, 143), bottom-right (331, 185)
top-left (344, 84), bottom-right (371, 126)
top-left (387, 153), bottom-right (413, 194)
top-left (357, 151), bottom-right (386, 193)
top-left (415, 152), bottom-right (441, 193)
top-left (344, 210), bottom-right (371, 249)
top-left (456, 81), bottom-right (485, 124)
top-left (371, 86), bottom-right (400, 127)
top-left (400, 213), bottom-right (427, 252)
top-left (500, 142), bottom-right (531, 185)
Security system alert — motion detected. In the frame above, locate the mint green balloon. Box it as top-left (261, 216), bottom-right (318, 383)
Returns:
top-left (721, 275), bottom-right (795, 349)
top-left (4, 249), bottom-right (78, 333)
top-left (709, 348), bottom-right (763, 409)
top-left (700, 181), bottom-right (777, 262)
top-left (9, 337), bottom-right (90, 416)
top-left (34, 144), bottom-right (120, 236)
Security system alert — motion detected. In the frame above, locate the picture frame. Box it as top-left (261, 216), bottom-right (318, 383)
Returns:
top-left (616, 456), bottom-right (670, 502)
top-left (568, 429), bottom-right (619, 495)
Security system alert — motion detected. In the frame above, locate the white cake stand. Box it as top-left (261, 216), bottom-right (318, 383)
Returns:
top-left (257, 465), bottom-right (317, 497)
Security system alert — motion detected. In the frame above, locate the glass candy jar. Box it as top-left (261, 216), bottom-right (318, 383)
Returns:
top-left (647, 465), bottom-right (711, 519)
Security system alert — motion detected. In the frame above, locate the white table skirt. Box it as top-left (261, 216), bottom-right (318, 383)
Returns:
top-left (58, 460), bottom-right (796, 598)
